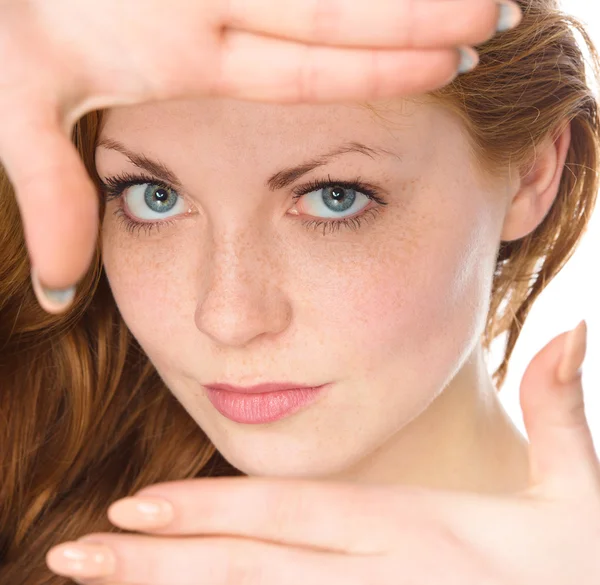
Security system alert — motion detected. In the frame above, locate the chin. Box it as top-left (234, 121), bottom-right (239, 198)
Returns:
top-left (217, 446), bottom-right (358, 479)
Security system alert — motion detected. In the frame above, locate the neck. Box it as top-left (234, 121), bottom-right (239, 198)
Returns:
top-left (327, 343), bottom-right (531, 495)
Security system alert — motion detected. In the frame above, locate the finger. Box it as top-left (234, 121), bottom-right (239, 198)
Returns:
top-left (0, 95), bottom-right (98, 310)
top-left (69, 527), bottom-right (489, 585)
top-left (112, 478), bottom-right (410, 554)
top-left (213, 30), bottom-right (473, 103)
top-left (113, 477), bottom-right (524, 558)
top-left (52, 534), bottom-right (374, 585)
top-left (520, 321), bottom-right (600, 498)
top-left (224, 0), bottom-right (522, 49)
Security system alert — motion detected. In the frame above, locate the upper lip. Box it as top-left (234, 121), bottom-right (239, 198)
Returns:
top-left (204, 382), bottom-right (326, 394)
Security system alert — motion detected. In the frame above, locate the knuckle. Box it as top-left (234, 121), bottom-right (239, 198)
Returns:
top-left (310, 0), bottom-right (343, 44)
top-left (436, 522), bottom-right (468, 553)
top-left (296, 45), bottom-right (317, 103)
top-left (367, 50), bottom-right (383, 101)
top-left (403, 0), bottom-right (415, 47)
top-left (431, 524), bottom-right (504, 585)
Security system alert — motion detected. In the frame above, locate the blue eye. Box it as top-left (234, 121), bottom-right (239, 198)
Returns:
top-left (296, 185), bottom-right (371, 219)
top-left (99, 171), bottom-right (190, 235)
top-left (123, 183), bottom-right (186, 221)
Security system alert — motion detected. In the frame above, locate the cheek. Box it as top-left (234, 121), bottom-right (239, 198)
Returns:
top-left (101, 225), bottom-right (189, 344)
top-left (296, 249), bottom-right (452, 373)
top-left (296, 201), bottom-right (498, 377)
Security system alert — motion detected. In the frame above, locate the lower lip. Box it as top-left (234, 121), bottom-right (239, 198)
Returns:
top-left (204, 385), bottom-right (328, 424)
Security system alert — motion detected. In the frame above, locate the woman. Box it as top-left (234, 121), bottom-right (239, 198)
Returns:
top-left (1, 0), bottom-right (599, 584)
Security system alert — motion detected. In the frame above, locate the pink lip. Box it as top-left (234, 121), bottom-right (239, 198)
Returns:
top-left (204, 383), bottom-right (329, 424)
top-left (204, 382), bottom-right (323, 394)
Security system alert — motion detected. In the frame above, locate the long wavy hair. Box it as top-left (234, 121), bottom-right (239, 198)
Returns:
top-left (1, 1), bottom-right (598, 582)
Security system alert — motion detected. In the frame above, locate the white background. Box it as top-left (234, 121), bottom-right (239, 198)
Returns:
top-left (497, 1), bottom-right (600, 446)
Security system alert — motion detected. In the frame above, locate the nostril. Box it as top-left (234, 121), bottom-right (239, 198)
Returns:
top-left (194, 285), bottom-right (292, 348)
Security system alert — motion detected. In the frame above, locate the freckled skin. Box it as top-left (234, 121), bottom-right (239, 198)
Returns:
top-left (96, 97), bottom-right (544, 491)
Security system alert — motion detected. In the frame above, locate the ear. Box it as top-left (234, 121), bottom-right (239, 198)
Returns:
top-left (500, 123), bottom-right (572, 242)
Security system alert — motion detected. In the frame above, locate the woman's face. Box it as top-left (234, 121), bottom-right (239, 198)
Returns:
top-left (96, 97), bottom-right (513, 479)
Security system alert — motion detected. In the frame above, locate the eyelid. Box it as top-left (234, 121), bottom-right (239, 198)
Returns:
top-left (100, 171), bottom-right (192, 203)
top-left (100, 171), bottom-right (198, 216)
top-left (291, 176), bottom-right (388, 207)
top-left (101, 170), bottom-right (387, 202)
top-left (122, 189), bottom-right (191, 224)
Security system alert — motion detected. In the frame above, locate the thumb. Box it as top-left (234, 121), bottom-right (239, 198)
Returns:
top-left (521, 320), bottom-right (600, 498)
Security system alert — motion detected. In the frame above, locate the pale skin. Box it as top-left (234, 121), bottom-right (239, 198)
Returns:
top-left (42, 97), bottom-right (600, 583)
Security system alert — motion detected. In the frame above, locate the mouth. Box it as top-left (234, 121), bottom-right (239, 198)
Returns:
top-left (203, 382), bottom-right (330, 424)
top-left (204, 381), bottom-right (326, 394)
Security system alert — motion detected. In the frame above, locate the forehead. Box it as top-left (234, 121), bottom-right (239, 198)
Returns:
top-left (94, 98), bottom-right (482, 194)
top-left (97, 97), bottom-right (455, 147)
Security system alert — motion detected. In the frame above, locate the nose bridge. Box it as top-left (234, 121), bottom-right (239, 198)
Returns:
top-left (194, 221), bottom-right (291, 347)
top-left (212, 218), bottom-right (276, 286)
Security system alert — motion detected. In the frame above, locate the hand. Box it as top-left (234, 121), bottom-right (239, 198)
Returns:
top-left (0, 0), bottom-right (522, 313)
top-left (45, 320), bottom-right (600, 584)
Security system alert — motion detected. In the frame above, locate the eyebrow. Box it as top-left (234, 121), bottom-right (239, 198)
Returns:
top-left (96, 138), bottom-right (400, 192)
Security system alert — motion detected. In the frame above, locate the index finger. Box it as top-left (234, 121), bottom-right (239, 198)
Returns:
top-left (0, 94), bottom-right (98, 310)
top-left (224, 0), bottom-right (523, 49)
top-left (109, 478), bottom-right (419, 554)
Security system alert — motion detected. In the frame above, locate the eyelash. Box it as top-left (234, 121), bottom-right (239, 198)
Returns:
top-left (99, 171), bottom-right (388, 237)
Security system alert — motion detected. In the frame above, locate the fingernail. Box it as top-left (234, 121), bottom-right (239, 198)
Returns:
top-left (457, 47), bottom-right (480, 75)
top-left (108, 496), bottom-right (175, 529)
top-left (31, 267), bottom-right (76, 314)
top-left (495, 0), bottom-right (523, 33)
top-left (46, 541), bottom-right (116, 579)
top-left (557, 320), bottom-right (588, 385)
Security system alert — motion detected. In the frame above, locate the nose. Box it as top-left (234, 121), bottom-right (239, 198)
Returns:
top-left (194, 228), bottom-right (292, 348)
